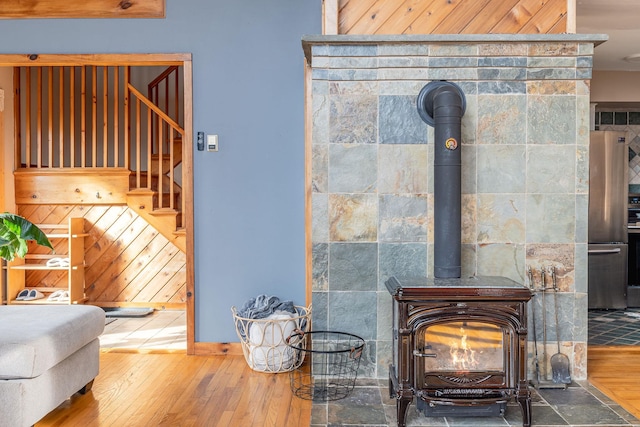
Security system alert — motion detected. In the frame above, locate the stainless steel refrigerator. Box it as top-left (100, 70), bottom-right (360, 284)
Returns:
top-left (588, 130), bottom-right (628, 309)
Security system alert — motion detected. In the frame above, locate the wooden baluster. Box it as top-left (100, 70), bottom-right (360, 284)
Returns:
top-left (169, 131), bottom-right (174, 209)
top-left (174, 67), bottom-right (179, 133)
top-left (124, 66), bottom-right (129, 170)
top-left (103, 66), bottom-right (108, 167)
top-left (13, 67), bottom-right (21, 170)
top-left (158, 119), bottom-right (164, 208)
top-left (135, 98), bottom-right (141, 189)
top-left (24, 68), bottom-right (31, 169)
top-left (152, 85), bottom-right (157, 155)
top-left (147, 106), bottom-right (152, 190)
top-left (48, 66), bottom-right (53, 167)
top-left (59, 66), bottom-right (64, 167)
top-left (164, 76), bottom-right (169, 153)
top-left (92, 65), bottom-right (97, 168)
top-left (70, 67), bottom-right (75, 168)
top-left (113, 66), bottom-right (119, 168)
top-left (81, 66), bottom-right (86, 167)
top-left (37, 67), bottom-right (42, 168)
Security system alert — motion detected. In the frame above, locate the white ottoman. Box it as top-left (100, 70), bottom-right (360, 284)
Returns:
top-left (0, 305), bottom-right (105, 427)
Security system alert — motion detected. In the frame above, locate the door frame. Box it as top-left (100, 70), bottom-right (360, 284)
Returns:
top-left (0, 53), bottom-right (196, 354)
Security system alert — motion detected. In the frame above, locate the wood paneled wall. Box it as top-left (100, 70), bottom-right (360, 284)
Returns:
top-left (328, 0), bottom-right (572, 35)
top-left (18, 204), bottom-right (186, 308)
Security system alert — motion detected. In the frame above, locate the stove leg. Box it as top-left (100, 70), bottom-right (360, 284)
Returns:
top-left (396, 395), bottom-right (412, 427)
top-left (517, 394), bottom-right (532, 427)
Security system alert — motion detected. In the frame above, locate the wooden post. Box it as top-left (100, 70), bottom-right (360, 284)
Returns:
top-left (566, 0), bottom-right (576, 33)
top-left (70, 67), bottom-right (75, 167)
top-left (13, 67), bottom-right (21, 170)
top-left (304, 58), bottom-right (313, 307)
top-left (323, 0), bottom-right (338, 35)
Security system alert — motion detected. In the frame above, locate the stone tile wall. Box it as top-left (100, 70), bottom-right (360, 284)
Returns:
top-left (304, 35), bottom-right (600, 381)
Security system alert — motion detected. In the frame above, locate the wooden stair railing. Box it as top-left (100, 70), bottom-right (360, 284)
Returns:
top-left (148, 65), bottom-right (180, 156)
top-left (13, 64), bottom-right (186, 253)
top-left (126, 81), bottom-right (186, 252)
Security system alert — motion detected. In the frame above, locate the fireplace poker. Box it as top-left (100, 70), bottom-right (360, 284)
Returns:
top-left (550, 266), bottom-right (571, 385)
top-left (541, 268), bottom-right (547, 382)
top-left (528, 267), bottom-right (541, 387)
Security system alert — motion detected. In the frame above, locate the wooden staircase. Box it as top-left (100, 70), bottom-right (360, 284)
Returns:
top-left (126, 191), bottom-right (185, 252)
top-left (127, 146), bottom-right (185, 253)
top-left (127, 66), bottom-right (185, 253)
top-left (14, 64), bottom-right (187, 253)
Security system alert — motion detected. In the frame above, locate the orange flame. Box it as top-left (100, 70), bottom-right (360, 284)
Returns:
top-left (449, 327), bottom-right (478, 370)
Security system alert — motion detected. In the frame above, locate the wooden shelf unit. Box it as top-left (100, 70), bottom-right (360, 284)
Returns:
top-left (6, 217), bottom-right (88, 305)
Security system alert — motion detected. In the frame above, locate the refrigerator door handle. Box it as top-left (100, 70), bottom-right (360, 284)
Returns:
top-left (588, 248), bottom-right (622, 254)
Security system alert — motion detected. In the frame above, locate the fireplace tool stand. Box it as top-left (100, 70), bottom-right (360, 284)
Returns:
top-left (529, 266), bottom-right (571, 390)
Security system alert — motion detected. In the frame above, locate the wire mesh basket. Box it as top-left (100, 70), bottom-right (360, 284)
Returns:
top-left (231, 305), bottom-right (311, 373)
top-left (287, 330), bottom-right (365, 401)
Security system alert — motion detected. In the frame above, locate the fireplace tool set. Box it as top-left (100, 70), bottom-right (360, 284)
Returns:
top-left (527, 266), bottom-right (572, 389)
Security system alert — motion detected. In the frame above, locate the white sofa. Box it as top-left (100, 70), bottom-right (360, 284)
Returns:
top-left (0, 305), bottom-right (105, 427)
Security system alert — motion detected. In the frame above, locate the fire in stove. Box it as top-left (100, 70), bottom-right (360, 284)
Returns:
top-left (418, 322), bottom-right (504, 372)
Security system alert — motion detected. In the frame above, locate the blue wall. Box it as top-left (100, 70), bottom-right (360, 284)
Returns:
top-left (0, 0), bottom-right (321, 342)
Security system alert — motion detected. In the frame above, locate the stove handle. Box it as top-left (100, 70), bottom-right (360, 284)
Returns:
top-left (413, 349), bottom-right (437, 358)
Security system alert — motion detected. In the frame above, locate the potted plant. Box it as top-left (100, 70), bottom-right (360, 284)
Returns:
top-left (0, 213), bottom-right (53, 261)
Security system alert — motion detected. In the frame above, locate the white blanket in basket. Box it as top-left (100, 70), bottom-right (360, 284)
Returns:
top-left (248, 312), bottom-right (297, 371)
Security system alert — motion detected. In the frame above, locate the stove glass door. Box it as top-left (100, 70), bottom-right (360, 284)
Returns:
top-left (418, 321), bottom-right (504, 372)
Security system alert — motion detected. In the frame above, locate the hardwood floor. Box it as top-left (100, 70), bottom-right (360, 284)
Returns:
top-left (35, 345), bottom-right (639, 426)
top-left (588, 346), bottom-right (640, 420)
top-left (100, 310), bottom-right (186, 352)
top-left (38, 353), bottom-right (312, 426)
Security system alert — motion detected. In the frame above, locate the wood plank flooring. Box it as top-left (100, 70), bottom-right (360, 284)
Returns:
top-left (587, 346), bottom-right (640, 420)
top-left (34, 344), bottom-right (638, 426)
top-left (38, 353), bottom-right (312, 426)
top-left (100, 309), bottom-right (186, 352)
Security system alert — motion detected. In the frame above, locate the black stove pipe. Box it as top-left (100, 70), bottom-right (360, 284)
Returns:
top-left (417, 81), bottom-right (466, 278)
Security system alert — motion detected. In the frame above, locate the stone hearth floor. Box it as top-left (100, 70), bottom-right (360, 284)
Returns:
top-left (588, 308), bottom-right (640, 345)
top-left (310, 379), bottom-right (640, 426)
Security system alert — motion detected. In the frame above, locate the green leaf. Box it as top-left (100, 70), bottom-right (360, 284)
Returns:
top-left (0, 213), bottom-right (53, 261)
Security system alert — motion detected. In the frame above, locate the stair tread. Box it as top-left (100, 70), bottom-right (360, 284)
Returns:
top-left (150, 208), bottom-right (179, 216)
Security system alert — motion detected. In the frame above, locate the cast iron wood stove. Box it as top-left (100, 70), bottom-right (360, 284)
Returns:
top-left (386, 275), bottom-right (532, 427)
top-left (384, 81), bottom-right (533, 426)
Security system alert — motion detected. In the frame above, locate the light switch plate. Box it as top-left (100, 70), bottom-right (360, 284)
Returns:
top-left (207, 134), bottom-right (218, 152)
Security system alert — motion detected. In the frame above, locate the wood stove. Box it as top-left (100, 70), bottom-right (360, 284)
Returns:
top-left (383, 81), bottom-right (532, 426)
top-left (386, 275), bottom-right (532, 427)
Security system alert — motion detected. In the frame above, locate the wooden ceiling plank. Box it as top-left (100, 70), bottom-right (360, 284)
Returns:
top-left (373, 0), bottom-right (435, 35)
top-left (348, 1), bottom-right (405, 35)
top-left (518, 0), bottom-right (567, 34)
top-left (338, 0), bottom-right (377, 34)
top-left (0, 0), bottom-right (165, 19)
top-left (403, 0), bottom-right (461, 35)
top-left (490, 0), bottom-right (549, 34)
top-left (434, 0), bottom-right (493, 34)
top-left (462, 0), bottom-right (523, 33)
